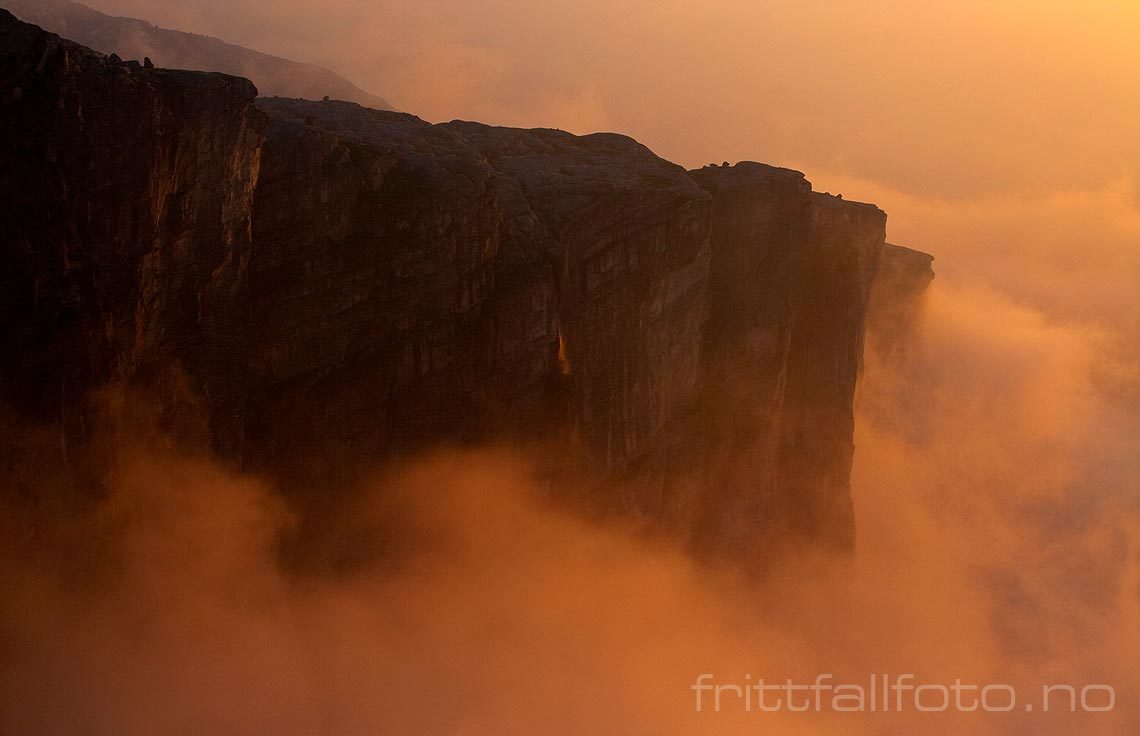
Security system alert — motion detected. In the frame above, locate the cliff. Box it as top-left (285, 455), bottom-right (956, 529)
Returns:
top-left (0, 9), bottom-right (265, 442)
top-left (866, 243), bottom-right (936, 361)
top-left (2, 0), bottom-right (394, 110)
top-left (0, 11), bottom-right (921, 556)
top-left (682, 165), bottom-right (885, 552)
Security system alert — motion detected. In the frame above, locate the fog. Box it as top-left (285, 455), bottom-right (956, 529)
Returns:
top-left (2, 278), bottom-right (1138, 732)
top-left (3, 0), bottom-right (1139, 733)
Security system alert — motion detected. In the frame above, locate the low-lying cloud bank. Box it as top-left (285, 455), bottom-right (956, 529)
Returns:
top-left (3, 4), bottom-right (1138, 731)
top-left (1, 274), bottom-right (1137, 734)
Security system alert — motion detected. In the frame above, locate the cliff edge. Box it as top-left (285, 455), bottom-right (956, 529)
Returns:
top-left (0, 11), bottom-right (932, 557)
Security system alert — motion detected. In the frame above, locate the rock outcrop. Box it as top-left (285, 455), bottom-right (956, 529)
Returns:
top-left (678, 165), bottom-right (884, 552)
top-left (0, 9), bottom-right (265, 442)
top-left (244, 100), bottom-right (714, 490)
top-left (0, 11), bottom-right (922, 556)
top-left (866, 243), bottom-right (936, 361)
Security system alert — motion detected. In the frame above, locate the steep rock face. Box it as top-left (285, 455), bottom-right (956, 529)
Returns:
top-left (242, 99), bottom-right (711, 485)
top-left (684, 165), bottom-right (885, 552)
top-left (775, 194), bottom-right (885, 548)
top-left (450, 121), bottom-right (712, 470)
top-left (0, 12), bottom-right (902, 554)
top-left (866, 243), bottom-right (935, 361)
top-left (0, 10), bottom-right (265, 442)
top-left (238, 102), bottom-right (529, 478)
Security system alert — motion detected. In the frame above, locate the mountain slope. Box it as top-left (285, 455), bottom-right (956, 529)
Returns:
top-left (1, 0), bottom-right (394, 109)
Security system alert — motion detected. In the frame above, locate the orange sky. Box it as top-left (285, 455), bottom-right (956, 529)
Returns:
top-left (4, 4), bottom-right (1140, 732)
top-left (82, 1), bottom-right (1139, 194)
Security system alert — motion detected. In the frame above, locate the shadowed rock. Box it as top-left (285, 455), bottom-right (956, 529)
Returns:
top-left (0, 11), bottom-right (926, 558)
top-left (867, 243), bottom-right (936, 361)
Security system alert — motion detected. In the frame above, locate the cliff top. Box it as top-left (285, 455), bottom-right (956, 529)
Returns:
top-left (257, 96), bottom-right (710, 240)
top-left (883, 242), bottom-right (935, 264)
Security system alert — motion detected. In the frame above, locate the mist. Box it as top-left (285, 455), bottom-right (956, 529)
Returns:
top-left (2, 277), bottom-right (1139, 732)
top-left (3, 0), bottom-right (1139, 732)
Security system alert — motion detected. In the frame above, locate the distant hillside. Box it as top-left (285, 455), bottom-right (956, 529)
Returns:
top-left (2, 0), bottom-right (394, 109)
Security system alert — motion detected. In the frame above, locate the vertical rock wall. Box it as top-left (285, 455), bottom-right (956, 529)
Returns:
top-left (0, 12), bottom-right (921, 555)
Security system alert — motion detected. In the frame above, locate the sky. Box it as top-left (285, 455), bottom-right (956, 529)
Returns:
top-left (3, 2), bottom-right (1139, 733)
top-left (80, 0), bottom-right (1139, 195)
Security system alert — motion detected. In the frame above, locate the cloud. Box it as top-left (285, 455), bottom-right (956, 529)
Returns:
top-left (3, 286), bottom-right (1139, 734)
top-left (3, 2), bottom-right (1138, 732)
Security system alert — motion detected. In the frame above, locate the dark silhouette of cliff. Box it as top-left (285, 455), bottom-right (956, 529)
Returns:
top-left (0, 10), bottom-right (933, 556)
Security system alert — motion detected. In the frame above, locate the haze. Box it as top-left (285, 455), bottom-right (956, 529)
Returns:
top-left (2, 1), bottom-right (1138, 733)
top-left (79, 1), bottom-right (1137, 191)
